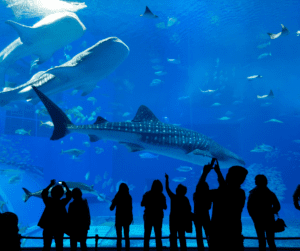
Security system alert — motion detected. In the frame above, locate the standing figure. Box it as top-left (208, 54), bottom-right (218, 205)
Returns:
top-left (68, 188), bottom-right (91, 251)
top-left (110, 183), bottom-right (133, 251)
top-left (193, 159), bottom-right (213, 251)
top-left (38, 180), bottom-right (72, 251)
top-left (201, 159), bottom-right (248, 251)
top-left (165, 173), bottom-right (192, 251)
top-left (247, 174), bottom-right (280, 251)
top-left (141, 180), bottom-right (167, 251)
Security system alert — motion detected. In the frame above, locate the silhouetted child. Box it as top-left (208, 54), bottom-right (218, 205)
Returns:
top-left (203, 160), bottom-right (248, 251)
top-left (1, 212), bottom-right (21, 251)
top-left (68, 188), bottom-right (91, 251)
top-left (141, 179), bottom-right (167, 251)
top-left (110, 183), bottom-right (133, 251)
top-left (194, 159), bottom-right (213, 251)
top-left (38, 180), bottom-right (72, 251)
top-left (247, 174), bottom-right (280, 251)
top-left (165, 173), bottom-right (192, 251)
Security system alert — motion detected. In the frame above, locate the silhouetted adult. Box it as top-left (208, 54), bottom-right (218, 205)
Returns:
top-left (68, 188), bottom-right (91, 251)
top-left (247, 174), bottom-right (280, 251)
top-left (194, 159), bottom-right (213, 251)
top-left (38, 180), bottom-right (72, 251)
top-left (141, 179), bottom-right (167, 251)
top-left (1, 212), bottom-right (21, 251)
top-left (202, 159), bottom-right (248, 251)
top-left (165, 173), bottom-right (192, 251)
top-left (293, 185), bottom-right (300, 210)
top-left (110, 183), bottom-right (133, 251)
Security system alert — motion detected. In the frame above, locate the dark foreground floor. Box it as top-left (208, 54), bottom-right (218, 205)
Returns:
top-left (20, 248), bottom-right (300, 251)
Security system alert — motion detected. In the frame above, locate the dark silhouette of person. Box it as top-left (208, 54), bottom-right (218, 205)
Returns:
top-left (165, 173), bottom-right (192, 251)
top-left (193, 159), bottom-right (213, 251)
top-left (110, 183), bottom-right (133, 251)
top-left (247, 174), bottom-right (280, 251)
top-left (0, 212), bottom-right (21, 251)
top-left (38, 180), bottom-right (72, 251)
top-left (202, 159), bottom-right (248, 251)
top-left (141, 179), bottom-right (167, 251)
top-left (68, 187), bottom-right (91, 251)
top-left (293, 185), bottom-right (300, 210)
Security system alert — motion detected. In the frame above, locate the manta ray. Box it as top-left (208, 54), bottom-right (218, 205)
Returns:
top-left (32, 86), bottom-right (245, 169)
top-left (0, 12), bottom-right (86, 88)
top-left (0, 37), bottom-right (129, 106)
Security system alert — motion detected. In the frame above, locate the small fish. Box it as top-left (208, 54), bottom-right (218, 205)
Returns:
top-left (155, 71), bottom-right (167, 76)
top-left (211, 103), bottom-right (221, 107)
top-left (65, 45), bottom-right (72, 51)
top-left (167, 17), bottom-right (177, 27)
top-left (88, 116), bottom-right (95, 121)
top-left (40, 121), bottom-right (54, 127)
top-left (247, 75), bottom-right (262, 80)
top-left (83, 141), bottom-right (90, 147)
top-left (258, 53), bottom-right (271, 60)
top-left (102, 181), bottom-right (107, 189)
top-left (87, 97), bottom-right (97, 105)
top-left (9, 175), bottom-right (21, 184)
top-left (110, 185), bottom-right (114, 193)
top-left (176, 166), bottom-right (192, 172)
top-left (200, 89), bottom-right (218, 93)
top-left (91, 111), bottom-right (96, 117)
top-left (129, 184), bottom-right (135, 191)
top-left (139, 153), bottom-right (159, 159)
top-left (85, 171), bottom-right (90, 180)
top-left (95, 147), bottom-right (104, 154)
top-left (122, 112), bottom-right (131, 117)
top-left (219, 116), bottom-right (230, 121)
top-left (71, 90), bottom-right (78, 95)
top-left (178, 96), bottom-right (190, 100)
top-left (70, 136), bottom-right (73, 141)
top-left (152, 65), bottom-right (164, 70)
top-left (15, 129), bottom-right (31, 135)
top-left (150, 79), bottom-right (163, 87)
top-left (61, 149), bottom-right (85, 157)
top-left (107, 178), bottom-right (113, 186)
top-left (297, 31), bottom-right (300, 36)
top-left (172, 177), bottom-right (186, 182)
top-left (257, 41), bottom-right (271, 49)
top-left (167, 58), bottom-right (180, 64)
top-left (61, 141), bottom-right (64, 144)
top-left (77, 106), bottom-right (83, 111)
top-left (94, 175), bottom-right (102, 184)
top-left (294, 140), bottom-right (300, 144)
top-left (156, 22), bottom-right (166, 29)
top-left (113, 145), bottom-right (118, 150)
top-left (264, 119), bottom-right (283, 123)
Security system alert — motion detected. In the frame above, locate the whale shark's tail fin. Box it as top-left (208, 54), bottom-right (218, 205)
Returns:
top-left (22, 188), bottom-right (32, 202)
top-left (32, 86), bottom-right (73, 140)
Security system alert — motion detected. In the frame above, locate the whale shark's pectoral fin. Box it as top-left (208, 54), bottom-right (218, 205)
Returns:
top-left (45, 67), bottom-right (70, 82)
top-left (267, 32), bottom-right (282, 39)
top-left (188, 149), bottom-right (213, 158)
top-left (5, 20), bottom-right (35, 45)
top-left (119, 142), bottom-right (144, 152)
top-left (26, 98), bottom-right (40, 105)
top-left (81, 83), bottom-right (97, 96)
top-left (34, 52), bottom-right (53, 65)
top-left (89, 135), bottom-right (100, 142)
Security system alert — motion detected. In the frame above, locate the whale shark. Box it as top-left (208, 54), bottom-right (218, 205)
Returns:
top-left (32, 86), bottom-right (245, 169)
top-left (0, 12), bottom-right (86, 87)
top-left (22, 181), bottom-right (110, 203)
top-left (0, 37), bottom-right (129, 106)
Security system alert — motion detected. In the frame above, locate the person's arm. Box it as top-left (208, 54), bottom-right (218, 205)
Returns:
top-left (165, 173), bottom-right (175, 198)
top-left (293, 185), bottom-right (300, 210)
top-left (163, 194), bottom-right (167, 210)
top-left (42, 179), bottom-right (56, 203)
top-left (110, 195), bottom-right (117, 211)
top-left (272, 192), bottom-right (281, 214)
top-left (213, 159), bottom-right (225, 186)
top-left (198, 162), bottom-right (213, 186)
top-left (61, 181), bottom-right (72, 205)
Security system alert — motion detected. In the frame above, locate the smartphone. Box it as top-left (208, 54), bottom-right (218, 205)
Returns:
top-left (58, 181), bottom-right (62, 184)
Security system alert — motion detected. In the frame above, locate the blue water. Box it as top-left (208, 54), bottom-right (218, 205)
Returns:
top-left (1, 0), bottom-right (300, 248)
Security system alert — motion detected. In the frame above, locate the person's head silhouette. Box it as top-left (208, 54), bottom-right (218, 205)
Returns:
top-left (51, 185), bottom-right (64, 200)
top-left (151, 180), bottom-right (163, 193)
top-left (176, 184), bottom-right (187, 196)
top-left (255, 174), bottom-right (268, 187)
top-left (226, 165), bottom-right (248, 187)
top-left (118, 183), bottom-right (129, 194)
top-left (72, 187), bottom-right (83, 200)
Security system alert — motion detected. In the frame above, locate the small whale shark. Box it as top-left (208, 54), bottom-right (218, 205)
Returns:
top-left (267, 24), bottom-right (289, 39)
top-left (22, 181), bottom-right (110, 203)
top-left (140, 6), bottom-right (158, 18)
top-left (32, 86), bottom-right (245, 169)
top-left (0, 12), bottom-right (86, 88)
top-left (0, 37), bottom-right (129, 106)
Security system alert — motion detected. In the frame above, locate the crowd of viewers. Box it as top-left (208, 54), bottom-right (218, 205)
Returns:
top-left (2, 157), bottom-right (299, 251)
